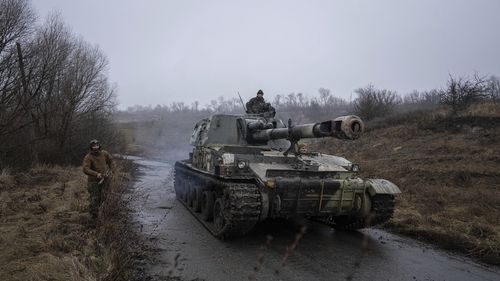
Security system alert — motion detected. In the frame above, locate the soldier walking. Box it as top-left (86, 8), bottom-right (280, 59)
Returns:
top-left (82, 139), bottom-right (113, 220)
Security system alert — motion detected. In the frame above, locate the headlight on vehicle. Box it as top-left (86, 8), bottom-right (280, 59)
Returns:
top-left (237, 161), bottom-right (247, 169)
top-left (351, 164), bottom-right (361, 172)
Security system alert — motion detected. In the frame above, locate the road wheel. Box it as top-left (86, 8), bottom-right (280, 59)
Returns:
top-left (213, 198), bottom-right (227, 235)
top-left (358, 192), bottom-right (372, 218)
top-left (181, 182), bottom-right (188, 203)
top-left (192, 187), bottom-right (202, 212)
top-left (201, 191), bottom-right (214, 221)
top-left (174, 180), bottom-right (181, 200)
top-left (187, 185), bottom-right (195, 207)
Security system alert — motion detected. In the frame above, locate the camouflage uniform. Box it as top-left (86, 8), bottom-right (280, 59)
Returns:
top-left (83, 148), bottom-right (113, 219)
top-left (246, 90), bottom-right (275, 115)
top-left (246, 96), bottom-right (267, 113)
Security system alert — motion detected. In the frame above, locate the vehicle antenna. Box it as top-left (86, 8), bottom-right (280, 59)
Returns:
top-left (238, 91), bottom-right (248, 113)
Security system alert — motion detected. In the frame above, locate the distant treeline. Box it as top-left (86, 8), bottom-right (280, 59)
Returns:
top-left (0, 0), bottom-right (120, 169)
top-left (119, 74), bottom-right (500, 123)
top-left (116, 74), bottom-right (499, 160)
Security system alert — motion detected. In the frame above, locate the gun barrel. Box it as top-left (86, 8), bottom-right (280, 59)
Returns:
top-left (249, 115), bottom-right (364, 142)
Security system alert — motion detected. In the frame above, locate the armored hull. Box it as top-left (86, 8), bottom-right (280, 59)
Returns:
top-left (174, 114), bottom-right (401, 238)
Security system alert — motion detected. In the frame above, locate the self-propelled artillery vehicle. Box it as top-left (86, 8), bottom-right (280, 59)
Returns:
top-left (174, 113), bottom-right (401, 239)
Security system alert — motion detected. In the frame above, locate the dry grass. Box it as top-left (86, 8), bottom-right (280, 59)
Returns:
top-left (94, 158), bottom-right (144, 281)
top-left (0, 165), bottom-right (95, 281)
top-left (310, 102), bottom-right (500, 264)
top-left (0, 160), bottom-right (138, 280)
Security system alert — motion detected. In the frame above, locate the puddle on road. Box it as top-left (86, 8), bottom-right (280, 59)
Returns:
top-left (125, 155), bottom-right (175, 232)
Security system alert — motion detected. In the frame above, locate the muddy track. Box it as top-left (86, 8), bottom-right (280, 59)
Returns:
top-left (129, 157), bottom-right (500, 281)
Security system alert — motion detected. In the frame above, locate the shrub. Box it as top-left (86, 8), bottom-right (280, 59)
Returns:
top-left (353, 84), bottom-right (401, 120)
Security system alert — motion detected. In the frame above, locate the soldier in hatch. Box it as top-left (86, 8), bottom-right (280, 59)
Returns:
top-left (246, 89), bottom-right (276, 116)
top-left (82, 139), bottom-right (113, 220)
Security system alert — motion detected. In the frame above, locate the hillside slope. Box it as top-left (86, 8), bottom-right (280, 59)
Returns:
top-left (311, 102), bottom-right (500, 264)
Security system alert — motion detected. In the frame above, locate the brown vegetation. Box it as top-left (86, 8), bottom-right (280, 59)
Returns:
top-left (310, 102), bottom-right (500, 264)
top-left (0, 159), bottom-right (139, 280)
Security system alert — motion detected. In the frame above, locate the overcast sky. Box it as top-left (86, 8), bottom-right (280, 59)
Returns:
top-left (32, 0), bottom-right (500, 109)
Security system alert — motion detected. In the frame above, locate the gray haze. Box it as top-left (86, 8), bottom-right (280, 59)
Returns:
top-left (33, 0), bottom-right (500, 109)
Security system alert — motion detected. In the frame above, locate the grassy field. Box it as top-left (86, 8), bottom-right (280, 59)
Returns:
top-left (310, 102), bottom-right (500, 264)
top-left (0, 160), bottom-right (139, 280)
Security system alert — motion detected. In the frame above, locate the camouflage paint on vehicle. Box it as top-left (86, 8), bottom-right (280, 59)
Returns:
top-left (174, 113), bottom-right (401, 238)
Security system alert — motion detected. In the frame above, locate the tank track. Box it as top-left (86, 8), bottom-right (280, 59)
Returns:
top-left (175, 163), bottom-right (261, 239)
top-left (315, 194), bottom-right (396, 231)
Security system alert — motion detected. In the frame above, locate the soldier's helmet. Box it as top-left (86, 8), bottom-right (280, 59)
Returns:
top-left (89, 139), bottom-right (101, 150)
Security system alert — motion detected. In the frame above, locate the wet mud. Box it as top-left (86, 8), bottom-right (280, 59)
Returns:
top-left (128, 156), bottom-right (500, 281)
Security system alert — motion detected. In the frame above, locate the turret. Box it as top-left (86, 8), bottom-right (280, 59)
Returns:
top-left (189, 114), bottom-right (364, 149)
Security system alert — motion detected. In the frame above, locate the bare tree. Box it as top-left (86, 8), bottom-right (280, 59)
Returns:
top-left (486, 75), bottom-right (500, 101)
top-left (170, 101), bottom-right (189, 112)
top-left (273, 94), bottom-right (283, 107)
top-left (25, 13), bottom-right (72, 138)
top-left (440, 74), bottom-right (488, 113)
top-left (55, 39), bottom-right (115, 152)
top-left (0, 2), bottom-right (120, 167)
top-left (318, 87), bottom-right (331, 106)
top-left (0, 0), bottom-right (37, 167)
top-left (401, 89), bottom-right (441, 112)
top-left (0, 0), bottom-right (36, 133)
top-left (0, 0), bottom-right (35, 54)
top-left (206, 96), bottom-right (241, 113)
top-left (191, 101), bottom-right (199, 111)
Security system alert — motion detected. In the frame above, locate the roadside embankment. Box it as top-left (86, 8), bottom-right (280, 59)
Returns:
top-left (311, 102), bottom-right (500, 265)
top-left (0, 159), bottom-right (141, 280)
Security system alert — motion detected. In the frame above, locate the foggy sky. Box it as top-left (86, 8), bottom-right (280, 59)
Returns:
top-left (32, 0), bottom-right (500, 109)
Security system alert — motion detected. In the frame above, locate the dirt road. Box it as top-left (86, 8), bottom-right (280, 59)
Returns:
top-left (128, 157), bottom-right (500, 281)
